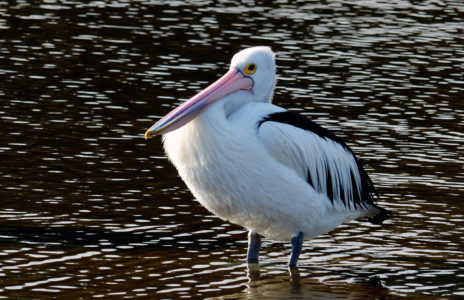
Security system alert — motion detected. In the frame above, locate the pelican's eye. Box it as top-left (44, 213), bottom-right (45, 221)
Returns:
top-left (244, 63), bottom-right (257, 75)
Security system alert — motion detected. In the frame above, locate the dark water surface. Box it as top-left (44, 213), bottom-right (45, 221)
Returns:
top-left (1, 0), bottom-right (463, 298)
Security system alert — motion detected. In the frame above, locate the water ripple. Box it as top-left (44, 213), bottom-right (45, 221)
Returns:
top-left (0, 0), bottom-right (463, 298)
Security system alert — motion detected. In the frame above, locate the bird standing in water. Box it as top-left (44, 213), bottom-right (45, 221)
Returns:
top-left (145, 47), bottom-right (390, 268)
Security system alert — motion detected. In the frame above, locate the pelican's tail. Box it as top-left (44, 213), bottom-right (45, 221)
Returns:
top-left (367, 204), bottom-right (391, 225)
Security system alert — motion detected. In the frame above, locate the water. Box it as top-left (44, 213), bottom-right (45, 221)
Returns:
top-left (1, 0), bottom-right (463, 298)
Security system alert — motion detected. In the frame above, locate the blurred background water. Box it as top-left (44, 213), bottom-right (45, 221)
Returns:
top-left (0, 0), bottom-right (463, 298)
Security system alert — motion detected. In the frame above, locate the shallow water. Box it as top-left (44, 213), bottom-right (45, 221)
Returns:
top-left (1, 0), bottom-right (463, 298)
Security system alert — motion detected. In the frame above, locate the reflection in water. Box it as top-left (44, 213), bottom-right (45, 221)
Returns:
top-left (0, 0), bottom-right (463, 298)
top-left (238, 268), bottom-right (392, 300)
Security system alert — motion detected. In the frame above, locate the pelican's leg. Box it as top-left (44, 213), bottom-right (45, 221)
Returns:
top-left (288, 231), bottom-right (303, 268)
top-left (247, 230), bottom-right (261, 264)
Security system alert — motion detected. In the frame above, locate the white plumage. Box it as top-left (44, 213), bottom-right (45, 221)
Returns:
top-left (146, 46), bottom-right (389, 267)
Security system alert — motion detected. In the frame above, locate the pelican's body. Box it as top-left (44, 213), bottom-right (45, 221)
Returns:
top-left (146, 47), bottom-right (389, 267)
top-left (165, 100), bottom-right (365, 241)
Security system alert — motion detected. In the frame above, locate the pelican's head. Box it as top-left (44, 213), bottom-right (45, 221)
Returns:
top-left (145, 46), bottom-right (276, 138)
top-left (230, 46), bottom-right (276, 103)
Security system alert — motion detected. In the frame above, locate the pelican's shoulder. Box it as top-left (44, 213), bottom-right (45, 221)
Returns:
top-left (257, 110), bottom-right (348, 149)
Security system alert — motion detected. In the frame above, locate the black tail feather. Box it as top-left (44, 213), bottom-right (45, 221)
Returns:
top-left (368, 204), bottom-right (391, 225)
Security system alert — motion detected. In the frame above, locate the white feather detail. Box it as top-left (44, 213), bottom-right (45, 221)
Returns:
top-left (258, 120), bottom-right (365, 210)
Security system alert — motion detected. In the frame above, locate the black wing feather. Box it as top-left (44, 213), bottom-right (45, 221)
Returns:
top-left (258, 110), bottom-right (378, 208)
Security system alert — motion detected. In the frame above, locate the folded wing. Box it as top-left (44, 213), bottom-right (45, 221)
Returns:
top-left (257, 110), bottom-right (378, 211)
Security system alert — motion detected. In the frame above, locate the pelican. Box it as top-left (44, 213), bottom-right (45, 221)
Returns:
top-left (145, 47), bottom-right (390, 268)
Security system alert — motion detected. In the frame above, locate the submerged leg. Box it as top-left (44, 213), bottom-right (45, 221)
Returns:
top-left (288, 231), bottom-right (304, 268)
top-left (247, 230), bottom-right (261, 265)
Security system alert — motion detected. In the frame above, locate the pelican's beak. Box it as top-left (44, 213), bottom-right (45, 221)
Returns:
top-left (145, 68), bottom-right (253, 139)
